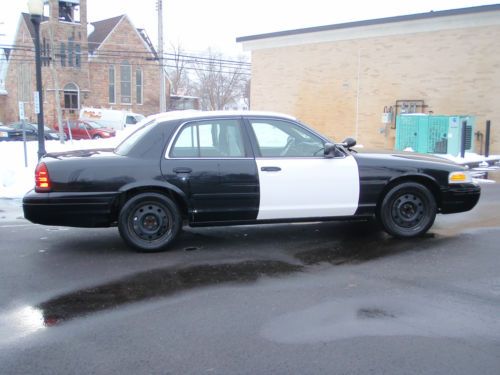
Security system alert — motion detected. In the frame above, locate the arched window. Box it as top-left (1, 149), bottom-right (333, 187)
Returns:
top-left (64, 82), bottom-right (79, 112)
top-left (135, 67), bottom-right (143, 105)
top-left (108, 65), bottom-right (115, 103)
top-left (120, 61), bottom-right (131, 104)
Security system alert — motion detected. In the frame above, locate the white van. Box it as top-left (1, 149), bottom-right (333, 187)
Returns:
top-left (79, 108), bottom-right (145, 131)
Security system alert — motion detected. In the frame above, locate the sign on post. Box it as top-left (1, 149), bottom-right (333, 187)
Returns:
top-left (33, 91), bottom-right (40, 114)
top-left (18, 101), bottom-right (26, 120)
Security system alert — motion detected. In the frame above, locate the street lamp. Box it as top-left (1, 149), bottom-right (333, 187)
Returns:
top-left (27, 0), bottom-right (46, 160)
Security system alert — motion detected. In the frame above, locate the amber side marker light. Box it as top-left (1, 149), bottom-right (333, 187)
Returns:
top-left (448, 171), bottom-right (472, 184)
top-left (35, 163), bottom-right (51, 192)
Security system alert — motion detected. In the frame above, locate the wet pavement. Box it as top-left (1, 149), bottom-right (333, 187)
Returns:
top-left (0, 183), bottom-right (499, 374)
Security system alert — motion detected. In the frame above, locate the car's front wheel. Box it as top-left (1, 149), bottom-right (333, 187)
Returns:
top-left (92, 134), bottom-right (101, 139)
top-left (118, 193), bottom-right (182, 252)
top-left (378, 182), bottom-right (437, 238)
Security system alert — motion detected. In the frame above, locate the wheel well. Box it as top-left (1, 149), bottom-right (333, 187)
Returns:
top-left (112, 187), bottom-right (188, 222)
top-left (376, 175), bottom-right (441, 215)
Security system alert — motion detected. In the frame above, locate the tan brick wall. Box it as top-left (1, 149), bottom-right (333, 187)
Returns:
top-left (250, 24), bottom-right (500, 153)
top-left (0, 96), bottom-right (6, 122)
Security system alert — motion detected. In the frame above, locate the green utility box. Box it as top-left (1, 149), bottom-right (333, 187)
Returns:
top-left (395, 115), bottom-right (475, 155)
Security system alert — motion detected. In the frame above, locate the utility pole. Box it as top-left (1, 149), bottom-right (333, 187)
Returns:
top-left (47, 21), bottom-right (65, 143)
top-left (157, 0), bottom-right (166, 112)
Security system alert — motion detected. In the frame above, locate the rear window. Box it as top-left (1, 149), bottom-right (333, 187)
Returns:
top-left (114, 120), bottom-right (157, 155)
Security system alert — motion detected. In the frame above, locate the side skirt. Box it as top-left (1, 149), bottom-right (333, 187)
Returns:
top-left (189, 214), bottom-right (374, 228)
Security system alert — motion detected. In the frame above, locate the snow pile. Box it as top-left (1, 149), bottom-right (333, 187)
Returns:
top-left (438, 152), bottom-right (500, 166)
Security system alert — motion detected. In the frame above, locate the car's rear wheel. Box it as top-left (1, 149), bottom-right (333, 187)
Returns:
top-left (118, 193), bottom-right (182, 252)
top-left (378, 182), bottom-right (437, 238)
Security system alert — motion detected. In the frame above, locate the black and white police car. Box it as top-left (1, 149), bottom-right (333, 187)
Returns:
top-left (23, 111), bottom-right (480, 252)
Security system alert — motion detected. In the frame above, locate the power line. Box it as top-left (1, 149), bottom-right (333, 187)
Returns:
top-left (0, 43), bottom-right (251, 66)
top-left (3, 56), bottom-right (252, 76)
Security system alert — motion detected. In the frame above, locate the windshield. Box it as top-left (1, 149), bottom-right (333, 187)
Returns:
top-left (87, 121), bottom-right (104, 129)
top-left (114, 120), bottom-right (157, 155)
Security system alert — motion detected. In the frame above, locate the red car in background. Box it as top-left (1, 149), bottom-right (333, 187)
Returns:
top-left (54, 120), bottom-right (116, 140)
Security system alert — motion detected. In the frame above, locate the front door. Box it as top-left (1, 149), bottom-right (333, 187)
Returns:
top-left (162, 118), bottom-right (259, 223)
top-left (247, 118), bottom-right (360, 220)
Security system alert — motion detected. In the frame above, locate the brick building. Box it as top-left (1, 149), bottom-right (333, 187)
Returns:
top-left (237, 5), bottom-right (500, 153)
top-left (1, 0), bottom-right (163, 126)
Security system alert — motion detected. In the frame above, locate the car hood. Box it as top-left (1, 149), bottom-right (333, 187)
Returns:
top-left (353, 149), bottom-right (463, 168)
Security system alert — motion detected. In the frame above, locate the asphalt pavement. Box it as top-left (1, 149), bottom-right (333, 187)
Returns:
top-left (0, 183), bottom-right (499, 374)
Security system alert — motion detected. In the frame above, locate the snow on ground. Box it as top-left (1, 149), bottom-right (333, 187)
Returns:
top-left (0, 132), bottom-right (498, 199)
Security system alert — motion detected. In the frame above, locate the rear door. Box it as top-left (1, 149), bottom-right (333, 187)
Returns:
top-left (162, 117), bottom-right (259, 223)
top-left (246, 118), bottom-right (360, 220)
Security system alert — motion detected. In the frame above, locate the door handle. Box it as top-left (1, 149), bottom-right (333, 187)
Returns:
top-left (261, 166), bottom-right (281, 172)
top-left (173, 167), bottom-right (192, 174)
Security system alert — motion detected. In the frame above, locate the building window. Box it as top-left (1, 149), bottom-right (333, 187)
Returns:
top-left (17, 63), bottom-right (31, 102)
top-left (60, 43), bottom-right (66, 67)
top-left (136, 67), bottom-right (143, 104)
top-left (64, 83), bottom-right (79, 111)
top-left (59, 3), bottom-right (80, 23)
top-left (120, 61), bottom-right (131, 104)
top-left (108, 65), bottom-right (116, 103)
top-left (67, 37), bottom-right (74, 67)
top-left (75, 44), bottom-right (81, 68)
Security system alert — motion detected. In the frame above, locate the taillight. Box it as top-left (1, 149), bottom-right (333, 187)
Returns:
top-left (35, 162), bottom-right (51, 192)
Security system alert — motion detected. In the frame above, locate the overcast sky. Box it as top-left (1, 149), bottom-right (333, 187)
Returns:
top-left (0, 0), bottom-right (497, 56)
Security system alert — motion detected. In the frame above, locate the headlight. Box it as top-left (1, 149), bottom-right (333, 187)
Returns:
top-left (448, 171), bottom-right (472, 184)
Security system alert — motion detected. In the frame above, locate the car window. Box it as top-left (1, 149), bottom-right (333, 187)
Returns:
top-left (115, 120), bottom-right (157, 155)
top-left (88, 121), bottom-right (103, 129)
top-left (250, 119), bottom-right (324, 157)
top-left (170, 119), bottom-right (245, 158)
top-left (126, 116), bottom-right (137, 124)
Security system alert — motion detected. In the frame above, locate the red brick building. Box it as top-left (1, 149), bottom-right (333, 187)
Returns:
top-left (1, 0), bottom-right (164, 126)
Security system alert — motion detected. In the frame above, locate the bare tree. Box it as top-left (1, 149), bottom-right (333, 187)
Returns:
top-left (192, 49), bottom-right (249, 110)
top-left (167, 42), bottom-right (193, 96)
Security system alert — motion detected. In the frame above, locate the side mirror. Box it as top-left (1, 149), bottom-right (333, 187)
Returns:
top-left (323, 142), bottom-right (337, 158)
top-left (342, 137), bottom-right (356, 149)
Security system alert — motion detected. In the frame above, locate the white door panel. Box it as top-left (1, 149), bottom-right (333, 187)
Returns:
top-left (256, 156), bottom-right (360, 220)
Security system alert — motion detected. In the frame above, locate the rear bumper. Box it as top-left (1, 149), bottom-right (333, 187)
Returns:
top-left (440, 184), bottom-right (481, 214)
top-left (23, 190), bottom-right (119, 227)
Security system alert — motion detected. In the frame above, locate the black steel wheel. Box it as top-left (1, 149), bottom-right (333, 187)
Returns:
top-left (118, 193), bottom-right (182, 252)
top-left (378, 182), bottom-right (437, 238)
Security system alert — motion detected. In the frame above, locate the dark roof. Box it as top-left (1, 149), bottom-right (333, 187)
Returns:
top-left (88, 14), bottom-right (124, 54)
top-left (236, 4), bottom-right (500, 43)
top-left (87, 15), bottom-right (157, 57)
top-left (21, 13), bottom-right (49, 40)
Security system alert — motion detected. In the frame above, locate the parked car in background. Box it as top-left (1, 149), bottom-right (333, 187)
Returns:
top-left (0, 125), bottom-right (23, 141)
top-left (7, 122), bottom-right (65, 141)
top-left (54, 120), bottom-right (116, 140)
top-left (80, 107), bottom-right (145, 131)
top-left (23, 111), bottom-right (481, 252)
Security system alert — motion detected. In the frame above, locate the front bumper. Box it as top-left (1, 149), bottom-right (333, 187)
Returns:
top-left (440, 183), bottom-right (481, 214)
top-left (23, 190), bottom-right (119, 227)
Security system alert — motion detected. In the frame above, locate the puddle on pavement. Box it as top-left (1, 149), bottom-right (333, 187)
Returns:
top-left (36, 260), bottom-right (303, 326)
top-left (30, 219), bottom-right (458, 327)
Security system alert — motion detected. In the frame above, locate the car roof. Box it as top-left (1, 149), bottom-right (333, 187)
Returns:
top-left (147, 110), bottom-right (297, 123)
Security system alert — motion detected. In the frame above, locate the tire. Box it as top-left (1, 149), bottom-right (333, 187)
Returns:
top-left (92, 134), bottom-right (101, 139)
top-left (118, 193), bottom-right (182, 252)
top-left (378, 182), bottom-right (437, 238)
